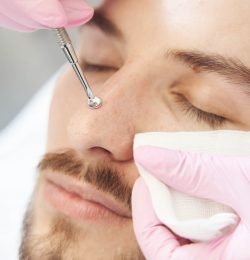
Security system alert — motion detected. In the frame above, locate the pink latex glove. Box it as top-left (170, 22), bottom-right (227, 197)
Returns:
top-left (0, 0), bottom-right (93, 32)
top-left (132, 147), bottom-right (250, 260)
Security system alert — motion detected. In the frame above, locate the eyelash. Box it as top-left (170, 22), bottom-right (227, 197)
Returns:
top-left (175, 94), bottom-right (226, 128)
top-left (82, 62), bottom-right (116, 73)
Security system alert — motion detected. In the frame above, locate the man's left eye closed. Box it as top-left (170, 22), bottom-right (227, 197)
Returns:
top-left (174, 94), bottom-right (227, 128)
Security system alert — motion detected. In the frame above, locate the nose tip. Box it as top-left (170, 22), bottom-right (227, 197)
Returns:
top-left (67, 96), bottom-right (135, 162)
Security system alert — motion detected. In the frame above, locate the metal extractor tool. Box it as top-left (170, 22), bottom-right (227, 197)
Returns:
top-left (54, 28), bottom-right (102, 109)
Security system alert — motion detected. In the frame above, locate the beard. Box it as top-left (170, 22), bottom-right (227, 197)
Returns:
top-left (19, 149), bottom-right (144, 260)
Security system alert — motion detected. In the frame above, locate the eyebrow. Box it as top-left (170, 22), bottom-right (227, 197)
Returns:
top-left (85, 15), bottom-right (250, 97)
top-left (169, 50), bottom-right (250, 96)
top-left (87, 11), bottom-right (123, 39)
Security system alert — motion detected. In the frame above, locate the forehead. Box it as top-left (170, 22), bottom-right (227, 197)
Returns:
top-left (98, 0), bottom-right (250, 64)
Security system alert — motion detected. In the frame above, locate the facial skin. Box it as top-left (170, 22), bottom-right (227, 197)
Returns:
top-left (20, 0), bottom-right (250, 259)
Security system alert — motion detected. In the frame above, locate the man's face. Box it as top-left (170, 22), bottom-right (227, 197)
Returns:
top-left (20, 0), bottom-right (250, 259)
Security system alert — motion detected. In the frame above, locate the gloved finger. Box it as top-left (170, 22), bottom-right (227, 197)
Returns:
top-left (0, 4), bottom-right (43, 31)
top-left (27, 0), bottom-right (68, 28)
top-left (0, 0), bottom-right (67, 30)
top-left (132, 178), bottom-right (181, 260)
top-left (134, 146), bottom-right (249, 209)
top-left (0, 12), bottom-right (34, 32)
top-left (60, 0), bottom-right (94, 28)
top-left (0, 0), bottom-right (92, 32)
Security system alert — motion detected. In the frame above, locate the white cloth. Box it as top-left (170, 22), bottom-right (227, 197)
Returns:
top-left (134, 131), bottom-right (250, 242)
top-left (0, 73), bottom-right (58, 260)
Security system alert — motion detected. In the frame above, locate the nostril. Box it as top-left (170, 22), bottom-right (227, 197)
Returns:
top-left (89, 147), bottom-right (112, 160)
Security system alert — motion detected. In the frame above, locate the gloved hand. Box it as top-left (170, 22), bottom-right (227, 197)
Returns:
top-left (0, 0), bottom-right (93, 32)
top-left (132, 146), bottom-right (250, 260)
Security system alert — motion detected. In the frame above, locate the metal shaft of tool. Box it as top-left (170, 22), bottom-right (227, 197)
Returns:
top-left (53, 28), bottom-right (102, 108)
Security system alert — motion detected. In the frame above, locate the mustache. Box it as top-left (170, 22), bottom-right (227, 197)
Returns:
top-left (38, 149), bottom-right (132, 209)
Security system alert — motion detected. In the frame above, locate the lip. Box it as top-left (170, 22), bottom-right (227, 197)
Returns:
top-left (43, 172), bottom-right (131, 221)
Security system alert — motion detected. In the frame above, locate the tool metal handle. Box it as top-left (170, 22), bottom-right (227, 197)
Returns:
top-left (53, 28), bottom-right (102, 109)
top-left (54, 28), bottom-right (78, 64)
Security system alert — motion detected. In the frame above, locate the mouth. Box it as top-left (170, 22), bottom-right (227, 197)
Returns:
top-left (43, 172), bottom-right (132, 222)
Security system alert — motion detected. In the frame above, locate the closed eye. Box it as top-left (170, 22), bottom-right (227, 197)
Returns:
top-left (174, 94), bottom-right (226, 128)
top-left (82, 62), bottom-right (117, 73)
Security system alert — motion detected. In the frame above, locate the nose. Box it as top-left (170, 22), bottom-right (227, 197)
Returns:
top-left (67, 66), bottom-right (147, 162)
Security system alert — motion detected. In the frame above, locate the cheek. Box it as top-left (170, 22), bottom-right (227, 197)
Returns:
top-left (47, 68), bottom-right (86, 151)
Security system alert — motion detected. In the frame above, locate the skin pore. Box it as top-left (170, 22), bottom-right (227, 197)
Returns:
top-left (20, 0), bottom-right (250, 259)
